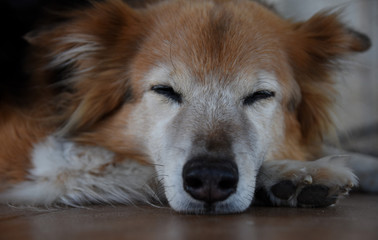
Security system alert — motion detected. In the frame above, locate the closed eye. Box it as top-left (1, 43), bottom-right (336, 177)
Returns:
top-left (151, 85), bottom-right (182, 103)
top-left (243, 90), bottom-right (275, 106)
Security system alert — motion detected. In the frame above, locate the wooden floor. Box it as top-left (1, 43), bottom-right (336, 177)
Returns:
top-left (0, 194), bottom-right (377, 240)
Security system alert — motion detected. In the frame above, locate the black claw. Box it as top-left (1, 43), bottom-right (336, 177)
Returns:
top-left (271, 180), bottom-right (296, 200)
top-left (297, 185), bottom-right (336, 207)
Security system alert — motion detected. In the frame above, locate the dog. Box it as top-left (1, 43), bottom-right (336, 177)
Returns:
top-left (0, 0), bottom-right (375, 214)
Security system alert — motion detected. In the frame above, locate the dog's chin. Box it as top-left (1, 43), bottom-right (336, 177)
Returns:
top-left (167, 192), bottom-right (253, 215)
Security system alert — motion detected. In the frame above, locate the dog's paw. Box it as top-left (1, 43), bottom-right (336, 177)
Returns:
top-left (254, 156), bottom-right (358, 207)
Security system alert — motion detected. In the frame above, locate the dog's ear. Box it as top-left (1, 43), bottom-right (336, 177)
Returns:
top-left (288, 11), bottom-right (371, 145)
top-left (26, 0), bottom-right (146, 136)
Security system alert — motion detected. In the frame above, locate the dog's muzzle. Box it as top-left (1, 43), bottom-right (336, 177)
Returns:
top-left (182, 155), bottom-right (239, 205)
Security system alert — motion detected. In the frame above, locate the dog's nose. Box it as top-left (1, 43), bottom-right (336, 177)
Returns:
top-left (182, 156), bottom-right (238, 204)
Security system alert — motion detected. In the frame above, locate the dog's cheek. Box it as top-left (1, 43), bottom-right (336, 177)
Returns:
top-left (132, 94), bottom-right (181, 162)
top-left (244, 102), bottom-right (285, 156)
top-left (136, 97), bottom-right (193, 210)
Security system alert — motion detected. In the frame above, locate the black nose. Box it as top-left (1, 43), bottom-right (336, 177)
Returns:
top-left (182, 156), bottom-right (238, 204)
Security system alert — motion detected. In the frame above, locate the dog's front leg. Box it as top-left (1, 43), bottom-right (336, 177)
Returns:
top-left (253, 156), bottom-right (358, 207)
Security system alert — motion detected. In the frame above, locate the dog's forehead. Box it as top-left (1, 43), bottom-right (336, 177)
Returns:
top-left (136, 0), bottom-right (292, 89)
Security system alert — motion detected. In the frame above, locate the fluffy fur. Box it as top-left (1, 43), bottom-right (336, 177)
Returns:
top-left (0, 0), bottom-right (372, 214)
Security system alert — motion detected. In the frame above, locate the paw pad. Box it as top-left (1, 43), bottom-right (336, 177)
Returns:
top-left (271, 180), bottom-right (296, 200)
top-left (297, 185), bottom-right (336, 207)
top-left (257, 182), bottom-right (340, 208)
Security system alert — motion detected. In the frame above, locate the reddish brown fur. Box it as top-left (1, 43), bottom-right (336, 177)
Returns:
top-left (0, 0), bottom-right (370, 186)
top-left (287, 12), bottom-right (370, 157)
top-left (0, 103), bottom-right (51, 186)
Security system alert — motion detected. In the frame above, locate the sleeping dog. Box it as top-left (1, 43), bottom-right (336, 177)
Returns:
top-left (0, 0), bottom-right (374, 214)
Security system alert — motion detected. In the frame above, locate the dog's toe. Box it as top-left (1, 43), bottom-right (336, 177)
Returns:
top-left (271, 180), bottom-right (296, 200)
top-left (297, 185), bottom-right (337, 207)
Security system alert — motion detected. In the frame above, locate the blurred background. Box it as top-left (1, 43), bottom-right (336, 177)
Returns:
top-left (270, 0), bottom-right (378, 156)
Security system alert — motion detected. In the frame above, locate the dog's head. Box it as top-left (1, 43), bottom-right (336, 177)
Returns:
top-left (28, 0), bottom-right (370, 213)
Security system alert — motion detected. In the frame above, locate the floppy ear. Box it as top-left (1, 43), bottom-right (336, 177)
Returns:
top-left (288, 11), bottom-right (371, 145)
top-left (27, 0), bottom-right (146, 136)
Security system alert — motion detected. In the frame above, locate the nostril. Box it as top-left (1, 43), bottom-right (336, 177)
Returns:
top-left (185, 176), bottom-right (203, 189)
top-left (218, 177), bottom-right (238, 190)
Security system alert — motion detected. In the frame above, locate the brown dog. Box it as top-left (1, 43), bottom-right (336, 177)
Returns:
top-left (0, 0), bottom-right (372, 214)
